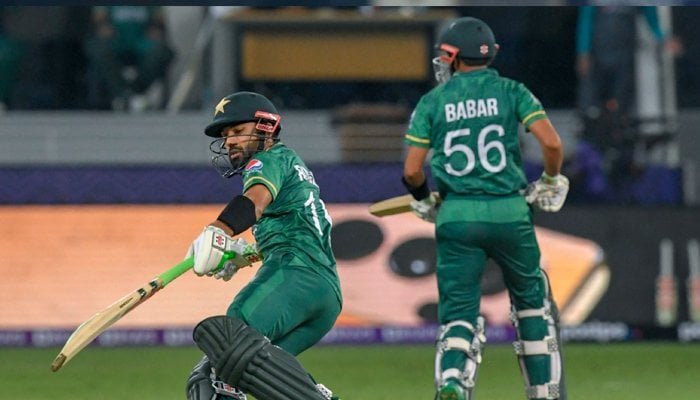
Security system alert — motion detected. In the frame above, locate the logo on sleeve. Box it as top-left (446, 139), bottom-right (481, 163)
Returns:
top-left (245, 159), bottom-right (264, 172)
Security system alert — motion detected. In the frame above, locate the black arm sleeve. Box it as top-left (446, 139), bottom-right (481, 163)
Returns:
top-left (217, 195), bottom-right (257, 235)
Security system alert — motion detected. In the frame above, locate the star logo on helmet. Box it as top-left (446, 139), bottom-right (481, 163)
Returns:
top-left (214, 98), bottom-right (231, 115)
top-left (480, 44), bottom-right (489, 55)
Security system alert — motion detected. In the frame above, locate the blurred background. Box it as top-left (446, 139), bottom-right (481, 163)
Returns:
top-left (2, 3), bottom-right (700, 354)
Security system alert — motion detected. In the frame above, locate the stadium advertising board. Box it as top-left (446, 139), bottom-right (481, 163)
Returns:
top-left (0, 205), bottom-right (698, 345)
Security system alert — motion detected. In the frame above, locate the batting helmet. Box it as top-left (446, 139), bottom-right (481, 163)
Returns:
top-left (205, 91), bottom-right (281, 138)
top-left (438, 17), bottom-right (498, 62)
top-left (433, 17), bottom-right (498, 83)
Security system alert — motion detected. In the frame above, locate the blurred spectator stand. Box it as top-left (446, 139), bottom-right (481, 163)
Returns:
top-left (573, 6), bottom-right (683, 204)
top-left (1, 7), bottom-right (90, 110)
top-left (331, 102), bottom-right (410, 162)
top-left (84, 6), bottom-right (175, 111)
top-left (0, 8), bottom-right (23, 110)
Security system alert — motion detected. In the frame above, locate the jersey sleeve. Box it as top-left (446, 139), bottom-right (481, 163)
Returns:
top-left (515, 83), bottom-right (547, 129)
top-left (404, 95), bottom-right (432, 148)
top-left (241, 153), bottom-right (284, 200)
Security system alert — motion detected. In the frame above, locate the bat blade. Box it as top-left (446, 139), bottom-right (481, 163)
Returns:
top-left (50, 290), bottom-right (149, 371)
top-left (50, 258), bottom-right (193, 372)
top-left (368, 192), bottom-right (438, 217)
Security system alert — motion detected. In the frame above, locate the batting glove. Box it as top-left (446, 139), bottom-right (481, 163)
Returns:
top-left (524, 173), bottom-right (570, 212)
top-left (188, 226), bottom-right (235, 277)
top-left (410, 193), bottom-right (440, 223)
top-left (212, 238), bottom-right (260, 281)
top-left (212, 263), bottom-right (237, 281)
top-left (187, 227), bottom-right (261, 280)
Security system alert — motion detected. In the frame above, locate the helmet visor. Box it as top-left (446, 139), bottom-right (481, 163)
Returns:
top-left (432, 57), bottom-right (452, 84)
top-left (208, 135), bottom-right (263, 178)
top-left (209, 137), bottom-right (245, 178)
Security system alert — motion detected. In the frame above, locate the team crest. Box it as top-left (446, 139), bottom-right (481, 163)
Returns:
top-left (245, 159), bottom-right (264, 172)
top-left (480, 44), bottom-right (489, 55)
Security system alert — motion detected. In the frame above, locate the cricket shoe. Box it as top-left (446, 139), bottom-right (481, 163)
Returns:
top-left (437, 379), bottom-right (466, 400)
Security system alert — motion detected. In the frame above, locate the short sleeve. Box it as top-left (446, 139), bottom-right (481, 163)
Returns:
top-left (242, 154), bottom-right (283, 200)
top-left (404, 95), bottom-right (432, 148)
top-left (516, 83), bottom-right (547, 128)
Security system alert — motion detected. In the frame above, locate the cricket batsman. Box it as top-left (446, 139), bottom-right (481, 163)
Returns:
top-left (401, 17), bottom-right (569, 400)
top-left (185, 91), bottom-right (342, 400)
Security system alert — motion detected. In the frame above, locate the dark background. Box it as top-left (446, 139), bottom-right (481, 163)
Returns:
top-left (1, 6), bottom-right (699, 110)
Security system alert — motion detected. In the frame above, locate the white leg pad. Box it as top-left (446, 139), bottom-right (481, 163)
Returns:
top-left (434, 317), bottom-right (486, 394)
top-left (511, 301), bottom-right (562, 399)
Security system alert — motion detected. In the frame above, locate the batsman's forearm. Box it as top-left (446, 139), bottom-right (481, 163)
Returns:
top-left (529, 118), bottom-right (564, 176)
top-left (542, 147), bottom-right (563, 177)
top-left (403, 145), bottom-right (429, 187)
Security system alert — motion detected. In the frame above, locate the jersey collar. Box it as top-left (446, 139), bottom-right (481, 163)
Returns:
top-left (454, 67), bottom-right (499, 78)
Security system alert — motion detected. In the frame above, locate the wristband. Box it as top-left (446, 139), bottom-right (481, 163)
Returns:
top-left (217, 195), bottom-right (257, 235)
top-left (402, 176), bottom-right (431, 201)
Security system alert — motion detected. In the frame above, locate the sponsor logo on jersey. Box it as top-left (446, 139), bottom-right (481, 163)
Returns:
top-left (245, 159), bottom-right (263, 172)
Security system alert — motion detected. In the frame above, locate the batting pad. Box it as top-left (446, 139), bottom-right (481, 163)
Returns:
top-left (193, 316), bottom-right (327, 400)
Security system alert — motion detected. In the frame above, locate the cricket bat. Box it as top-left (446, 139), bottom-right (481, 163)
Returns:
top-left (50, 257), bottom-right (194, 372)
top-left (368, 192), bottom-right (439, 217)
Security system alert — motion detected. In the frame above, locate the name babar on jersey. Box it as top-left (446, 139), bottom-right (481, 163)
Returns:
top-left (444, 98), bottom-right (499, 122)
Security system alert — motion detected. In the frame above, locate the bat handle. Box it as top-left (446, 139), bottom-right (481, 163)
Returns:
top-left (159, 257), bottom-right (194, 287)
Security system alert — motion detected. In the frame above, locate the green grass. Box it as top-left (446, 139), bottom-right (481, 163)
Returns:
top-left (3, 343), bottom-right (700, 399)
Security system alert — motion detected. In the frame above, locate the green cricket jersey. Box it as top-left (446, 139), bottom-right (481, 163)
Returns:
top-left (405, 68), bottom-right (547, 197)
top-left (240, 143), bottom-right (340, 298)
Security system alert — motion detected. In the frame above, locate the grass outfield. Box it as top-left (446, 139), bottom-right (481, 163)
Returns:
top-left (3, 342), bottom-right (700, 399)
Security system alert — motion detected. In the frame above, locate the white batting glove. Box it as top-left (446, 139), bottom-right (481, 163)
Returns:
top-left (524, 173), bottom-right (570, 212)
top-left (186, 227), bottom-right (262, 280)
top-left (410, 193), bottom-right (440, 223)
top-left (188, 226), bottom-right (235, 277)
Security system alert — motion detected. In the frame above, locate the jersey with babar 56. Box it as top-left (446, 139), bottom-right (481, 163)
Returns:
top-left (405, 68), bottom-right (547, 197)
top-left (241, 143), bottom-right (337, 277)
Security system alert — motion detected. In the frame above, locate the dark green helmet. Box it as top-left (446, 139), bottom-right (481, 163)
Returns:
top-left (438, 17), bottom-right (497, 62)
top-left (433, 17), bottom-right (499, 83)
top-left (204, 91), bottom-right (281, 137)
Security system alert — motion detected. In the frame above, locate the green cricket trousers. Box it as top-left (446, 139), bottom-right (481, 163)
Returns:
top-left (227, 251), bottom-right (341, 356)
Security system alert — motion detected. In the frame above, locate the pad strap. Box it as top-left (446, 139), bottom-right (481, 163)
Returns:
top-left (516, 308), bottom-right (549, 319)
top-left (527, 383), bottom-right (561, 399)
top-left (217, 195), bottom-right (257, 235)
top-left (513, 336), bottom-right (559, 355)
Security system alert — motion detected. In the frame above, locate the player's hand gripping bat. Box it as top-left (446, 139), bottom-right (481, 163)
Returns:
top-left (368, 192), bottom-right (440, 217)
